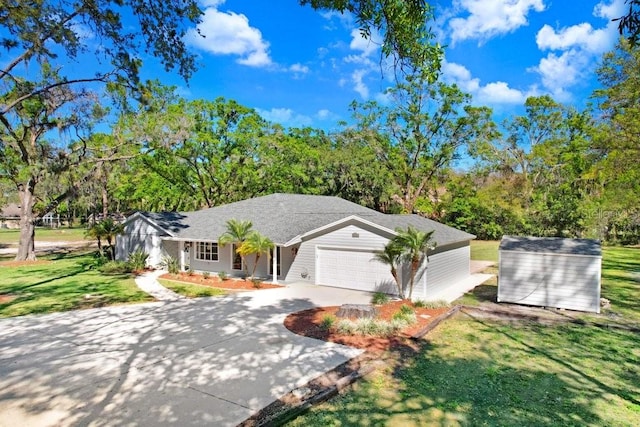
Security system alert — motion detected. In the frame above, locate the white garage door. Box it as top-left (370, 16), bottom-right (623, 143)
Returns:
top-left (316, 247), bottom-right (396, 293)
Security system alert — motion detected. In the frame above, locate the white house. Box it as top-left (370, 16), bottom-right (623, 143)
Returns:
top-left (116, 193), bottom-right (484, 301)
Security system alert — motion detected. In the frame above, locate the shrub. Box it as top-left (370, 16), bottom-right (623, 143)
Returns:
top-left (99, 260), bottom-right (132, 275)
top-left (413, 299), bottom-right (427, 308)
top-left (187, 268), bottom-right (194, 276)
top-left (218, 271), bottom-right (228, 281)
top-left (391, 304), bottom-right (417, 325)
top-left (320, 314), bottom-right (336, 330)
top-left (335, 318), bottom-right (407, 337)
top-left (392, 310), bottom-right (417, 325)
top-left (128, 250), bottom-right (148, 271)
top-left (202, 271), bottom-right (210, 279)
top-left (162, 256), bottom-right (180, 274)
top-left (419, 299), bottom-right (451, 309)
top-left (371, 292), bottom-right (390, 305)
top-left (251, 278), bottom-right (262, 288)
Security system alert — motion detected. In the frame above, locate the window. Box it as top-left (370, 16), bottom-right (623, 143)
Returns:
top-left (195, 242), bottom-right (218, 261)
top-left (232, 244), bottom-right (243, 270)
top-left (269, 247), bottom-right (281, 276)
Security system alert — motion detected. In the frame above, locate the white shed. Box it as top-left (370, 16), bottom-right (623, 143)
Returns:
top-left (498, 236), bottom-right (602, 313)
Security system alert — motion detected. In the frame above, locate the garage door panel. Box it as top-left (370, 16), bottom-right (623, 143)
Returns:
top-left (317, 247), bottom-right (395, 293)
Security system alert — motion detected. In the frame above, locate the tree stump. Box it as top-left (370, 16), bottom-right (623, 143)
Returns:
top-left (336, 304), bottom-right (378, 319)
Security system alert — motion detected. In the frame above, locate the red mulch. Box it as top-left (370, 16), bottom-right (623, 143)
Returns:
top-left (284, 300), bottom-right (451, 353)
top-left (158, 273), bottom-right (283, 290)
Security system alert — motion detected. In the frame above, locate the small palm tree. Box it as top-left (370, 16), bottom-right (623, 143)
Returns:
top-left (85, 223), bottom-right (103, 252)
top-left (236, 231), bottom-right (274, 280)
top-left (392, 226), bottom-right (436, 300)
top-left (218, 219), bottom-right (253, 277)
top-left (373, 242), bottom-right (404, 298)
top-left (99, 218), bottom-right (125, 260)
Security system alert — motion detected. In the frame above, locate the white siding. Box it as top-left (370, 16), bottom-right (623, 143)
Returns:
top-left (421, 243), bottom-right (471, 300)
top-left (498, 251), bottom-right (601, 313)
top-left (285, 222), bottom-right (392, 284)
top-left (116, 217), bottom-right (168, 267)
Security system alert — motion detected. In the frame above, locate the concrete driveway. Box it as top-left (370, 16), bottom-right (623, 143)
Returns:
top-left (0, 285), bottom-right (373, 427)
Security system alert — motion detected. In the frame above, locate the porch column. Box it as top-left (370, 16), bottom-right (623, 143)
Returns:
top-left (272, 246), bottom-right (278, 284)
top-left (179, 241), bottom-right (185, 271)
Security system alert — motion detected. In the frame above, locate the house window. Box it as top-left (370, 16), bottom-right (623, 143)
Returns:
top-left (195, 242), bottom-right (218, 261)
top-left (232, 244), bottom-right (243, 270)
top-left (269, 247), bottom-right (281, 276)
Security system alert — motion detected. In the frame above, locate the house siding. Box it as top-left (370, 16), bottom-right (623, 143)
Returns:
top-left (419, 242), bottom-right (470, 300)
top-left (285, 222), bottom-right (392, 284)
top-left (498, 250), bottom-right (601, 313)
top-left (116, 217), bottom-right (169, 267)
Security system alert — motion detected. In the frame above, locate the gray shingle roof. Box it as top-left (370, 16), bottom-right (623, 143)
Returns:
top-left (499, 235), bottom-right (602, 256)
top-left (136, 193), bottom-right (474, 246)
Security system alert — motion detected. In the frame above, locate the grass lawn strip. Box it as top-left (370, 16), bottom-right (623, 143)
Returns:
top-left (0, 252), bottom-right (153, 317)
top-left (157, 278), bottom-right (226, 298)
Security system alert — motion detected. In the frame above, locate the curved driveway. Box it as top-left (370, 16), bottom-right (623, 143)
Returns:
top-left (0, 285), bottom-right (372, 426)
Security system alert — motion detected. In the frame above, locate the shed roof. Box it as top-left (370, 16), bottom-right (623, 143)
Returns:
top-left (499, 235), bottom-right (601, 256)
top-left (132, 193), bottom-right (474, 247)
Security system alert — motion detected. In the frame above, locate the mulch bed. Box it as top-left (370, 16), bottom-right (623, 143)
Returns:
top-left (158, 273), bottom-right (283, 290)
top-left (284, 300), bottom-right (451, 353)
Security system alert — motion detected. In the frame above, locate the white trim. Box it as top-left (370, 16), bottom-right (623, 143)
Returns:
top-left (285, 215), bottom-right (397, 246)
top-left (271, 246), bottom-right (279, 284)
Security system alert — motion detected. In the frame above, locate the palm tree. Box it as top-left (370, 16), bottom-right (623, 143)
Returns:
top-left (373, 242), bottom-right (404, 298)
top-left (218, 219), bottom-right (253, 277)
top-left (85, 223), bottom-right (103, 252)
top-left (236, 231), bottom-right (274, 280)
top-left (99, 218), bottom-right (125, 260)
top-left (392, 226), bottom-right (436, 299)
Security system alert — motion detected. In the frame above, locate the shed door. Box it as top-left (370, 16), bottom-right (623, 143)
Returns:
top-left (316, 247), bottom-right (395, 293)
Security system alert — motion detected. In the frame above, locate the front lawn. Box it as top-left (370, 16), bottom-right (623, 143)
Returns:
top-left (0, 227), bottom-right (89, 244)
top-left (470, 240), bottom-right (499, 262)
top-left (288, 246), bottom-right (640, 426)
top-left (0, 252), bottom-right (153, 317)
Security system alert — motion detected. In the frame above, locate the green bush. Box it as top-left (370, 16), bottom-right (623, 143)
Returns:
top-left (371, 292), bottom-right (390, 305)
top-left (202, 271), bottom-right (210, 279)
top-left (336, 317), bottom-right (407, 337)
top-left (162, 256), bottom-right (180, 274)
top-left (399, 304), bottom-right (414, 315)
top-left (128, 250), bottom-right (148, 271)
top-left (251, 278), bottom-right (262, 288)
top-left (187, 268), bottom-right (194, 276)
top-left (218, 271), bottom-right (228, 280)
top-left (392, 310), bottom-right (417, 325)
top-left (99, 260), bottom-right (132, 275)
top-left (320, 314), bottom-right (336, 330)
top-left (418, 299), bottom-right (451, 309)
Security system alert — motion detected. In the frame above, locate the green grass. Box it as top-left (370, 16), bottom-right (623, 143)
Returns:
top-left (158, 279), bottom-right (226, 298)
top-left (288, 246), bottom-right (640, 426)
top-left (470, 240), bottom-right (499, 262)
top-left (0, 252), bottom-right (153, 317)
top-left (0, 227), bottom-right (89, 244)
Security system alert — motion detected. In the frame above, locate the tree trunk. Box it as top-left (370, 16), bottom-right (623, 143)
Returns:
top-left (16, 179), bottom-right (37, 261)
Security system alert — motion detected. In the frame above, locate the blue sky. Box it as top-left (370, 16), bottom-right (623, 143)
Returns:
top-left (141, 0), bottom-right (625, 131)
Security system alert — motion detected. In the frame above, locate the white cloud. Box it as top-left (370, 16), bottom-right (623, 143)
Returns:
top-left (528, 50), bottom-right (586, 100)
top-left (536, 23), bottom-right (611, 54)
top-left (316, 109), bottom-right (339, 121)
top-left (530, 0), bottom-right (624, 98)
top-left (289, 63), bottom-right (310, 74)
top-left (257, 108), bottom-right (312, 127)
top-left (352, 69), bottom-right (370, 99)
top-left (442, 60), bottom-right (536, 104)
top-left (349, 29), bottom-right (380, 57)
top-left (200, 0), bottom-right (225, 7)
top-left (449, 0), bottom-right (545, 44)
top-left (186, 7), bottom-right (272, 67)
